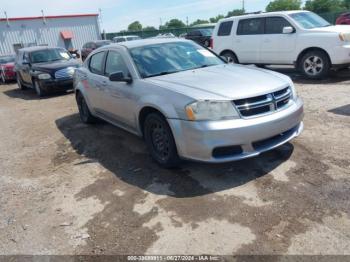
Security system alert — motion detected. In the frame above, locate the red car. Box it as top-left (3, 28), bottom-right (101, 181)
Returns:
top-left (0, 55), bottom-right (16, 83)
top-left (336, 13), bottom-right (350, 25)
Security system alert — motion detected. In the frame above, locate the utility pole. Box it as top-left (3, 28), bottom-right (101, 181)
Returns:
top-left (99, 8), bottom-right (106, 40)
top-left (242, 0), bottom-right (245, 11)
top-left (4, 11), bottom-right (10, 27)
top-left (41, 10), bottom-right (47, 25)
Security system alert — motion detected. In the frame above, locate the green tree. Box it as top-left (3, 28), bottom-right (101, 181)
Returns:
top-left (163, 19), bottom-right (186, 29)
top-left (266, 0), bottom-right (302, 12)
top-left (343, 0), bottom-right (350, 9)
top-left (304, 0), bottom-right (345, 13)
top-left (226, 9), bottom-right (245, 18)
top-left (209, 15), bottom-right (225, 23)
top-left (190, 19), bottom-right (209, 26)
top-left (128, 21), bottom-right (142, 31)
top-left (143, 26), bottom-right (157, 31)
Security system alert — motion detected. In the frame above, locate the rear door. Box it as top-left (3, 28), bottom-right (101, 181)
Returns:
top-left (260, 16), bottom-right (297, 64)
top-left (235, 18), bottom-right (264, 63)
top-left (84, 51), bottom-right (108, 111)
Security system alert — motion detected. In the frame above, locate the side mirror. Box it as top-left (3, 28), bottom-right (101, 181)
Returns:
top-left (72, 54), bottom-right (77, 59)
top-left (109, 71), bottom-right (132, 84)
top-left (283, 26), bottom-right (294, 34)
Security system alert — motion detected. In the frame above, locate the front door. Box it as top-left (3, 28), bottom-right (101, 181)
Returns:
top-left (260, 17), bottom-right (297, 64)
top-left (102, 50), bottom-right (137, 130)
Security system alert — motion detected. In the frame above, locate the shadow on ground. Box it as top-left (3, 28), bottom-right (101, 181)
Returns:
top-left (329, 104), bottom-right (350, 117)
top-left (55, 114), bottom-right (294, 198)
top-left (266, 66), bottom-right (350, 84)
top-left (3, 87), bottom-right (73, 101)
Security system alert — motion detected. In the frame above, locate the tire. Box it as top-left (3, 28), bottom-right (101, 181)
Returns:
top-left (76, 92), bottom-right (97, 124)
top-left (34, 80), bottom-right (46, 97)
top-left (144, 113), bottom-right (180, 168)
top-left (221, 51), bottom-right (239, 64)
top-left (204, 40), bottom-right (210, 47)
top-left (17, 75), bottom-right (27, 90)
top-left (299, 50), bottom-right (331, 79)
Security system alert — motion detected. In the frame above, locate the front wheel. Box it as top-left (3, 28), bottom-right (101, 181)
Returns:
top-left (34, 80), bottom-right (46, 97)
top-left (299, 50), bottom-right (331, 79)
top-left (17, 75), bottom-right (27, 90)
top-left (144, 113), bottom-right (180, 168)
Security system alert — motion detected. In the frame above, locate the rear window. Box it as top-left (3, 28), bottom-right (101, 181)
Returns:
top-left (217, 21), bottom-right (233, 36)
top-left (237, 18), bottom-right (264, 35)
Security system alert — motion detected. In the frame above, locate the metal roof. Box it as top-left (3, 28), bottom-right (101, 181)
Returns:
top-left (0, 14), bottom-right (98, 22)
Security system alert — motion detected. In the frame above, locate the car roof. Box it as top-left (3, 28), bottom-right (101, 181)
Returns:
top-left (18, 46), bottom-right (64, 52)
top-left (101, 38), bottom-right (190, 50)
top-left (218, 10), bottom-right (309, 22)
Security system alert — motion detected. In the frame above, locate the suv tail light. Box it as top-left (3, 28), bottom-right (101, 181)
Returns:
top-left (210, 38), bottom-right (213, 49)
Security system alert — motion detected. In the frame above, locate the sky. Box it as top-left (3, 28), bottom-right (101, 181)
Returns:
top-left (1, 0), bottom-right (284, 33)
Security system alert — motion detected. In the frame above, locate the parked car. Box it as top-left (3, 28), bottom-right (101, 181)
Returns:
top-left (113, 35), bottom-right (141, 43)
top-left (81, 40), bottom-right (112, 61)
top-left (74, 39), bottom-right (304, 167)
top-left (0, 55), bottom-right (16, 83)
top-left (185, 28), bottom-right (213, 47)
top-left (336, 12), bottom-right (350, 25)
top-left (212, 11), bottom-right (350, 79)
top-left (15, 46), bottom-right (80, 97)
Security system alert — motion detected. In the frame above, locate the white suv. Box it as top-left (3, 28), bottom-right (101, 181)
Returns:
top-left (212, 11), bottom-right (350, 79)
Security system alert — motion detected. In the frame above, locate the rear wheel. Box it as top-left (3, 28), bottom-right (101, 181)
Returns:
top-left (76, 92), bottom-right (96, 124)
top-left (221, 51), bottom-right (238, 64)
top-left (299, 50), bottom-right (330, 79)
top-left (144, 113), bottom-right (180, 168)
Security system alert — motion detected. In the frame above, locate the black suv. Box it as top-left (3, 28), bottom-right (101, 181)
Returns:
top-left (185, 28), bottom-right (213, 47)
top-left (15, 47), bottom-right (80, 97)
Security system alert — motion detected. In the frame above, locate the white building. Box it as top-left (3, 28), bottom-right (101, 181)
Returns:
top-left (0, 14), bottom-right (101, 54)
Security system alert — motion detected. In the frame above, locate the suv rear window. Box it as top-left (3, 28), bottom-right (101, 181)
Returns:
top-left (237, 18), bottom-right (264, 35)
top-left (217, 21), bottom-right (233, 36)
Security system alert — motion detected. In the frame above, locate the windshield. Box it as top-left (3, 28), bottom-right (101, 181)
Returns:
top-left (96, 41), bottom-right (111, 47)
top-left (199, 29), bottom-right (213, 36)
top-left (0, 56), bottom-right (15, 64)
top-left (290, 12), bottom-right (331, 29)
top-left (30, 49), bottom-right (72, 63)
top-left (130, 42), bottom-right (224, 78)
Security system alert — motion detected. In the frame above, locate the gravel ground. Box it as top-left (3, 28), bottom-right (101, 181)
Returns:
top-left (0, 68), bottom-right (349, 257)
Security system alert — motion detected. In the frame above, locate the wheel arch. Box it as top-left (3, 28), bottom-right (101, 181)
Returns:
top-left (296, 47), bottom-right (332, 67)
top-left (219, 49), bottom-right (239, 63)
top-left (138, 106), bottom-right (168, 137)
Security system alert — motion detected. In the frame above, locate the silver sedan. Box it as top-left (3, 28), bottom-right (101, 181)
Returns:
top-left (73, 38), bottom-right (304, 167)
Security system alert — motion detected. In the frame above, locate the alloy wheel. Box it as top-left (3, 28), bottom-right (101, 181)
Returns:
top-left (303, 56), bottom-right (324, 76)
top-left (150, 121), bottom-right (170, 161)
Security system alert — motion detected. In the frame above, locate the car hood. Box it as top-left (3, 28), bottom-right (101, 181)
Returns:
top-left (310, 25), bottom-right (350, 33)
top-left (32, 59), bottom-right (80, 72)
top-left (145, 64), bottom-right (292, 100)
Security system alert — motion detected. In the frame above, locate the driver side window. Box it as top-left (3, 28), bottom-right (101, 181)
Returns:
top-left (105, 51), bottom-right (129, 77)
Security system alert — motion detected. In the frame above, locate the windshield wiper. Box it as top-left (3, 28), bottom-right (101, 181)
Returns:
top-left (146, 71), bottom-right (178, 78)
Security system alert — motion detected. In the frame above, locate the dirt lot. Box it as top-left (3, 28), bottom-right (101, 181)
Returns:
top-left (0, 68), bottom-right (349, 257)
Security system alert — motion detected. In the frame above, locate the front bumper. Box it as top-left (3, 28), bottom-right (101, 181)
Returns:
top-left (169, 98), bottom-right (304, 163)
top-left (330, 44), bottom-right (350, 65)
top-left (38, 78), bottom-right (74, 92)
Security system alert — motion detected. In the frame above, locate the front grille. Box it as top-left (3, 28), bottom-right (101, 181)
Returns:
top-left (55, 67), bottom-right (76, 79)
top-left (234, 87), bottom-right (292, 118)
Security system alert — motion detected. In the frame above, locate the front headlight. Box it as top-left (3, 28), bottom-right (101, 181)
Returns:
top-left (185, 100), bottom-right (240, 121)
top-left (38, 73), bottom-right (51, 80)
